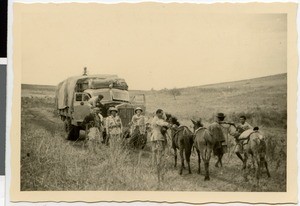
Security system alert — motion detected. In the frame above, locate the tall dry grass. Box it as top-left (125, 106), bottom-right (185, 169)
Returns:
top-left (21, 113), bottom-right (286, 192)
top-left (21, 74), bottom-right (287, 191)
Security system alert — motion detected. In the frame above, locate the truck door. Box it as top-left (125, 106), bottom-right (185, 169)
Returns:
top-left (73, 92), bottom-right (91, 124)
top-left (131, 94), bottom-right (146, 113)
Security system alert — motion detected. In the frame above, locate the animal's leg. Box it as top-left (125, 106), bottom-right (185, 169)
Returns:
top-left (93, 142), bottom-right (97, 154)
top-left (215, 159), bottom-right (219, 168)
top-left (214, 146), bottom-right (219, 168)
top-left (219, 152), bottom-right (223, 168)
top-left (174, 148), bottom-right (177, 168)
top-left (152, 150), bottom-right (157, 168)
top-left (185, 149), bottom-right (192, 174)
top-left (254, 155), bottom-right (261, 185)
top-left (179, 148), bottom-right (184, 175)
top-left (251, 154), bottom-right (255, 170)
top-left (243, 153), bottom-right (248, 170)
top-left (82, 139), bottom-right (86, 149)
top-left (204, 160), bottom-right (210, 181)
top-left (196, 149), bottom-right (201, 174)
top-left (203, 148), bottom-right (211, 181)
top-left (264, 158), bottom-right (271, 178)
top-left (236, 152), bottom-right (244, 163)
top-left (105, 135), bottom-right (110, 146)
top-left (87, 141), bottom-right (93, 154)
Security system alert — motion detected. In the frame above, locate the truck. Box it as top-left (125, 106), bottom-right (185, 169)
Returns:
top-left (55, 72), bottom-right (146, 140)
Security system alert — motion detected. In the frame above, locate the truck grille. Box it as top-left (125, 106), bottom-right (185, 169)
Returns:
top-left (118, 108), bottom-right (134, 127)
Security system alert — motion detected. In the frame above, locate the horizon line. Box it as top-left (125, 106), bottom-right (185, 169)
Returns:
top-left (21, 72), bottom-right (287, 91)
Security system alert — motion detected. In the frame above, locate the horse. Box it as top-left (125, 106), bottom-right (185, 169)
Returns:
top-left (191, 119), bottom-right (216, 181)
top-left (167, 115), bottom-right (194, 175)
top-left (226, 123), bottom-right (271, 182)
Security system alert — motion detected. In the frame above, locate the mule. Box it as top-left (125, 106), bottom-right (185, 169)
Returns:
top-left (191, 119), bottom-right (216, 180)
top-left (167, 115), bottom-right (194, 175)
top-left (226, 123), bottom-right (271, 182)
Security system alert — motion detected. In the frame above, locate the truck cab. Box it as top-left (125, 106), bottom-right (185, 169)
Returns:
top-left (56, 74), bottom-right (145, 140)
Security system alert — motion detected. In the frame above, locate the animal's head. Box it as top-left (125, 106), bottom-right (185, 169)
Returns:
top-left (165, 113), bottom-right (180, 126)
top-left (165, 113), bottom-right (172, 121)
top-left (169, 117), bottom-right (180, 127)
top-left (191, 119), bottom-right (203, 131)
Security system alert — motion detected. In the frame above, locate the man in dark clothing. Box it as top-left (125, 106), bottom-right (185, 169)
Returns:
top-left (208, 113), bottom-right (226, 167)
top-left (83, 107), bottom-right (103, 143)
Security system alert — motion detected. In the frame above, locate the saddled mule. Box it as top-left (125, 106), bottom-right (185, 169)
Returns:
top-left (167, 115), bottom-right (194, 175)
top-left (226, 124), bottom-right (271, 181)
top-left (191, 119), bottom-right (216, 180)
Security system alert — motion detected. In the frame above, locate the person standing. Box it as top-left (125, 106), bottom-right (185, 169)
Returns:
top-left (105, 107), bottom-right (123, 146)
top-left (88, 94), bottom-right (106, 115)
top-left (236, 115), bottom-right (253, 134)
top-left (129, 107), bottom-right (147, 149)
top-left (82, 107), bottom-right (103, 153)
top-left (150, 109), bottom-right (171, 184)
top-left (233, 115), bottom-right (253, 165)
top-left (130, 107), bottom-right (146, 134)
top-left (207, 113), bottom-right (226, 168)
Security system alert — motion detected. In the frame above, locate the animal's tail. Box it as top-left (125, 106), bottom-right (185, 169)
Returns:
top-left (183, 127), bottom-right (189, 136)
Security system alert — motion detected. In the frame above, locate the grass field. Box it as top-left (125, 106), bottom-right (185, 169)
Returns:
top-left (21, 73), bottom-right (287, 191)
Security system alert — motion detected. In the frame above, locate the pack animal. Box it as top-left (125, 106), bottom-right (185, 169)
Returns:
top-left (227, 124), bottom-right (271, 182)
top-left (191, 119), bottom-right (216, 180)
top-left (168, 115), bottom-right (194, 175)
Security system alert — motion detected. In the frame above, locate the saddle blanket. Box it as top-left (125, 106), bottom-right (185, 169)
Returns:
top-left (239, 129), bottom-right (264, 140)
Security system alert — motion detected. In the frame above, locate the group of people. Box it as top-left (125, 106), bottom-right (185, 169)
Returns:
top-left (206, 113), bottom-right (254, 166)
top-left (83, 94), bottom-right (147, 147)
top-left (82, 94), bottom-right (256, 165)
top-left (83, 94), bottom-right (123, 146)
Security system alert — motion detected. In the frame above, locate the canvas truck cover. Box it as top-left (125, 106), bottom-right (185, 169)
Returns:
top-left (55, 74), bottom-right (125, 110)
top-left (88, 78), bottom-right (128, 90)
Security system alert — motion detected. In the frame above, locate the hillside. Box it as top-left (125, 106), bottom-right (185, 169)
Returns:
top-left (22, 73), bottom-right (287, 127)
top-left (132, 73), bottom-right (287, 128)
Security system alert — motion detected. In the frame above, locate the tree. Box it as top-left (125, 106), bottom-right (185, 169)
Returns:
top-left (169, 88), bottom-right (181, 100)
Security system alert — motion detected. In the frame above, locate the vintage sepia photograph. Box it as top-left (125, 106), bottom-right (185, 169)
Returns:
top-left (10, 2), bottom-right (298, 204)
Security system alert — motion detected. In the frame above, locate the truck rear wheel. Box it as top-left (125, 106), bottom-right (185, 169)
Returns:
top-left (67, 125), bottom-right (79, 141)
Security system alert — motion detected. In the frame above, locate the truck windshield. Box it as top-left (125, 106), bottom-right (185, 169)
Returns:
top-left (112, 89), bottom-right (130, 102)
top-left (84, 88), bottom-right (129, 102)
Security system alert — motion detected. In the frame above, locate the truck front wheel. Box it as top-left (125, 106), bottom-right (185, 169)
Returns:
top-left (64, 118), bottom-right (72, 133)
top-left (67, 125), bottom-right (79, 141)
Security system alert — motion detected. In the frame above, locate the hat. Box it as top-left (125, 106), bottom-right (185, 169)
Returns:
top-left (98, 94), bottom-right (104, 98)
top-left (216, 113), bottom-right (226, 118)
top-left (109, 107), bottom-right (118, 113)
top-left (135, 107), bottom-right (143, 113)
top-left (253, 126), bottom-right (259, 131)
top-left (156, 109), bottom-right (163, 114)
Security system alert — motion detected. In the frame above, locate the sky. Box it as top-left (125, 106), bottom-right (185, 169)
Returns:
top-left (18, 3), bottom-right (287, 90)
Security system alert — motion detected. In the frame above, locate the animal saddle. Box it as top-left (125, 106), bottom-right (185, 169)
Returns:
top-left (193, 127), bottom-right (208, 139)
top-left (237, 129), bottom-right (257, 146)
top-left (172, 126), bottom-right (186, 137)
